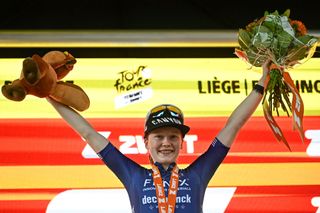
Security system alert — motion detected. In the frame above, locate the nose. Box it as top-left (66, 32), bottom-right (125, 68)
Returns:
top-left (162, 137), bottom-right (171, 146)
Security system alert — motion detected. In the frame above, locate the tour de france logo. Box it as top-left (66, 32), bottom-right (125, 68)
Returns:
top-left (114, 65), bottom-right (153, 108)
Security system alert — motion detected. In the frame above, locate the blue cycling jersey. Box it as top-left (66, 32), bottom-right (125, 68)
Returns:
top-left (98, 137), bottom-right (229, 213)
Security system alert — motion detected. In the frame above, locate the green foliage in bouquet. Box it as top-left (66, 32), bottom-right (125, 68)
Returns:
top-left (238, 9), bottom-right (318, 68)
top-left (236, 9), bottom-right (319, 116)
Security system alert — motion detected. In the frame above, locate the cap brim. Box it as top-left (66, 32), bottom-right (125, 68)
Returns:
top-left (145, 123), bottom-right (190, 136)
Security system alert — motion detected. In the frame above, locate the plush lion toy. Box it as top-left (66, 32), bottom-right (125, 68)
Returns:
top-left (1, 51), bottom-right (90, 111)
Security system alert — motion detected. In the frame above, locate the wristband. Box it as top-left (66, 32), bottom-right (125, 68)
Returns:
top-left (253, 84), bottom-right (264, 95)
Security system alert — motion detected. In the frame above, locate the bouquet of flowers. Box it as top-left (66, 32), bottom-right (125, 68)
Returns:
top-left (235, 9), bottom-right (319, 150)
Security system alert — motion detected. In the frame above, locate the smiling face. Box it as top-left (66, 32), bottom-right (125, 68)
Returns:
top-left (145, 126), bottom-right (183, 169)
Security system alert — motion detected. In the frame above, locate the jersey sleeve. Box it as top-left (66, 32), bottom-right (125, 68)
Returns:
top-left (97, 142), bottom-right (144, 187)
top-left (186, 137), bottom-right (230, 186)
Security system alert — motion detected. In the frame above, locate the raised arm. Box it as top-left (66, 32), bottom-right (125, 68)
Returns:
top-left (47, 98), bottom-right (109, 153)
top-left (216, 60), bottom-right (270, 147)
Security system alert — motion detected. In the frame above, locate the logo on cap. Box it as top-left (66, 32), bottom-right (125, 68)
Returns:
top-left (144, 104), bottom-right (190, 136)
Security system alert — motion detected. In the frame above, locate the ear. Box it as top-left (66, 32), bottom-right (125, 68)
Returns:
top-left (180, 135), bottom-right (184, 149)
top-left (144, 137), bottom-right (149, 149)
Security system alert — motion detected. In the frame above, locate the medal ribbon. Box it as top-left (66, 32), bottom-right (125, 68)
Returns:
top-left (152, 164), bottom-right (179, 213)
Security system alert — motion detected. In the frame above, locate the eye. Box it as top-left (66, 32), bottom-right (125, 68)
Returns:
top-left (170, 135), bottom-right (180, 141)
top-left (154, 135), bottom-right (163, 140)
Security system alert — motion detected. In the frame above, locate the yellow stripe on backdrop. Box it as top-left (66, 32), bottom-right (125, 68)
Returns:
top-left (0, 192), bottom-right (57, 201)
top-left (0, 163), bottom-right (320, 189)
top-left (1, 58), bottom-right (319, 118)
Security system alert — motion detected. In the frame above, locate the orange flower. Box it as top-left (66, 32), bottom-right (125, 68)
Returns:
top-left (290, 20), bottom-right (307, 36)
